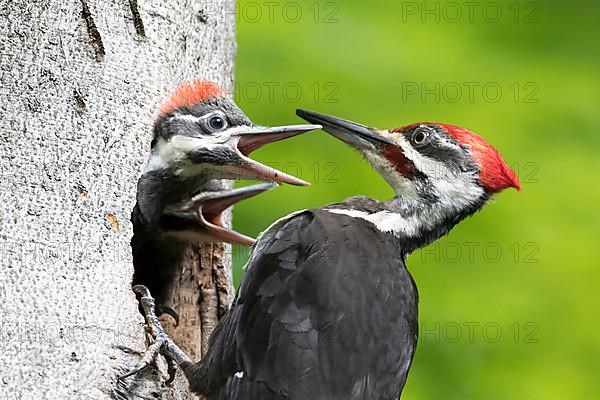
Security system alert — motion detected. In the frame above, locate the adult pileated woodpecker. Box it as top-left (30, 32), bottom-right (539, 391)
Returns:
top-left (124, 109), bottom-right (520, 399)
top-left (131, 81), bottom-right (320, 321)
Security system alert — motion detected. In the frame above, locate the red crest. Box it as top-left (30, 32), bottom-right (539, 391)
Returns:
top-left (441, 124), bottom-right (521, 192)
top-left (160, 80), bottom-right (225, 114)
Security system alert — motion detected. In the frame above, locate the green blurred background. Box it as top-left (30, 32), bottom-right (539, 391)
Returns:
top-left (231, 1), bottom-right (600, 398)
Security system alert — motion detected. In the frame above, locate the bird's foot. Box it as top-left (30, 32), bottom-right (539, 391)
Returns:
top-left (119, 285), bottom-right (191, 383)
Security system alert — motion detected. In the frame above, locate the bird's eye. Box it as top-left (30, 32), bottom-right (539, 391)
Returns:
top-left (207, 115), bottom-right (227, 131)
top-left (411, 128), bottom-right (432, 147)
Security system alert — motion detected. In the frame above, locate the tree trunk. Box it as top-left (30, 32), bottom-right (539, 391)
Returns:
top-left (0, 1), bottom-right (236, 399)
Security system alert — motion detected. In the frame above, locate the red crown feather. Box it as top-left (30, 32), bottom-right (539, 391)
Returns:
top-left (440, 124), bottom-right (521, 193)
top-left (160, 80), bottom-right (225, 114)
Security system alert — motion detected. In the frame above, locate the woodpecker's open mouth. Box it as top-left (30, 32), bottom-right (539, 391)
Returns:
top-left (162, 184), bottom-right (276, 246)
top-left (197, 183), bottom-right (278, 246)
top-left (296, 109), bottom-right (394, 149)
top-left (231, 124), bottom-right (321, 186)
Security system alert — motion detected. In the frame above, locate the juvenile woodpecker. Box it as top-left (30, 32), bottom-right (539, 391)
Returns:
top-left (132, 182), bottom-right (277, 322)
top-left (125, 109), bottom-right (520, 400)
top-left (133, 80), bottom-right (319, 230)
top-left (131, 81), bottom-right (320, 321)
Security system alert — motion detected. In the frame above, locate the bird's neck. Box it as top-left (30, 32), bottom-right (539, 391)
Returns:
top-left (326, 194), bottom-right (488, 255)
top-left (134, 172), bottom-right (219, 230)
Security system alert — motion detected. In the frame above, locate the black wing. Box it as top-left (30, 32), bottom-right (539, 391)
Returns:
top-left (186, 209), bottom-right (418, 400)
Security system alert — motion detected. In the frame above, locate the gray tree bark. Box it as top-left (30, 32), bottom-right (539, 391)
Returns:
top-left (0, 1), bottom-right (236, 399)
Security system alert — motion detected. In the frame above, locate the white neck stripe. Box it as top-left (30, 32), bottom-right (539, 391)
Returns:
top-left (326, 208), bottom-right (425, 237)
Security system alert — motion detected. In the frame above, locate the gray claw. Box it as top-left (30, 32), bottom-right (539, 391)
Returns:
top-left (132, 284), bottom-right (151, 298)
top-left (119, 285), bottom-right (191, 382)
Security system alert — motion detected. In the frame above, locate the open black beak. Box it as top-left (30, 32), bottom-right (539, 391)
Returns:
top-left (162, 183), bottom-right (277, 246)
top-left (296, 109), bottom-right (394, 150)
top-left (231, 124), bottom-right (321, 186)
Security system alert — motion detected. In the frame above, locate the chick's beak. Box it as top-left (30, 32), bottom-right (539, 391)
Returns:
top-left (195, 183), bottom-right (277, 246)
top-left (162, 183), bottom-right (277, 246)
top-left (296, 109), bottom-right (394, 150)
top-left (229, 124), bottom-right (321, 186)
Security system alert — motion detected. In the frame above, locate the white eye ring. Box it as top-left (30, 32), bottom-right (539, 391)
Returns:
top-left (208, 115), bottom-right (226, 130)
top-left (411, 128), bottom-right (432, 146)
top-left (201, 111), bottom-right (228, 133)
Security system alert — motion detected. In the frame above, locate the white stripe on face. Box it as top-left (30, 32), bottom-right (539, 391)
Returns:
top-left (144, 136), bottom-right (217, 173)
top-left (143, 129), bottom-right (242, 174)
top-left (379, 131), bottom-right (484, 212)
top-left (170, 113), bottom-right (203, 123)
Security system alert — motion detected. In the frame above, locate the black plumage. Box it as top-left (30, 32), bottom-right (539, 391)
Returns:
top-left (122, 108), bottom-right (520, 399)
top-left (183, 209), bottom-right (419, 400)
top-left (130, 86), bottom-right (317, 318)
top-left (131, 179), bottom-right (222, 313)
